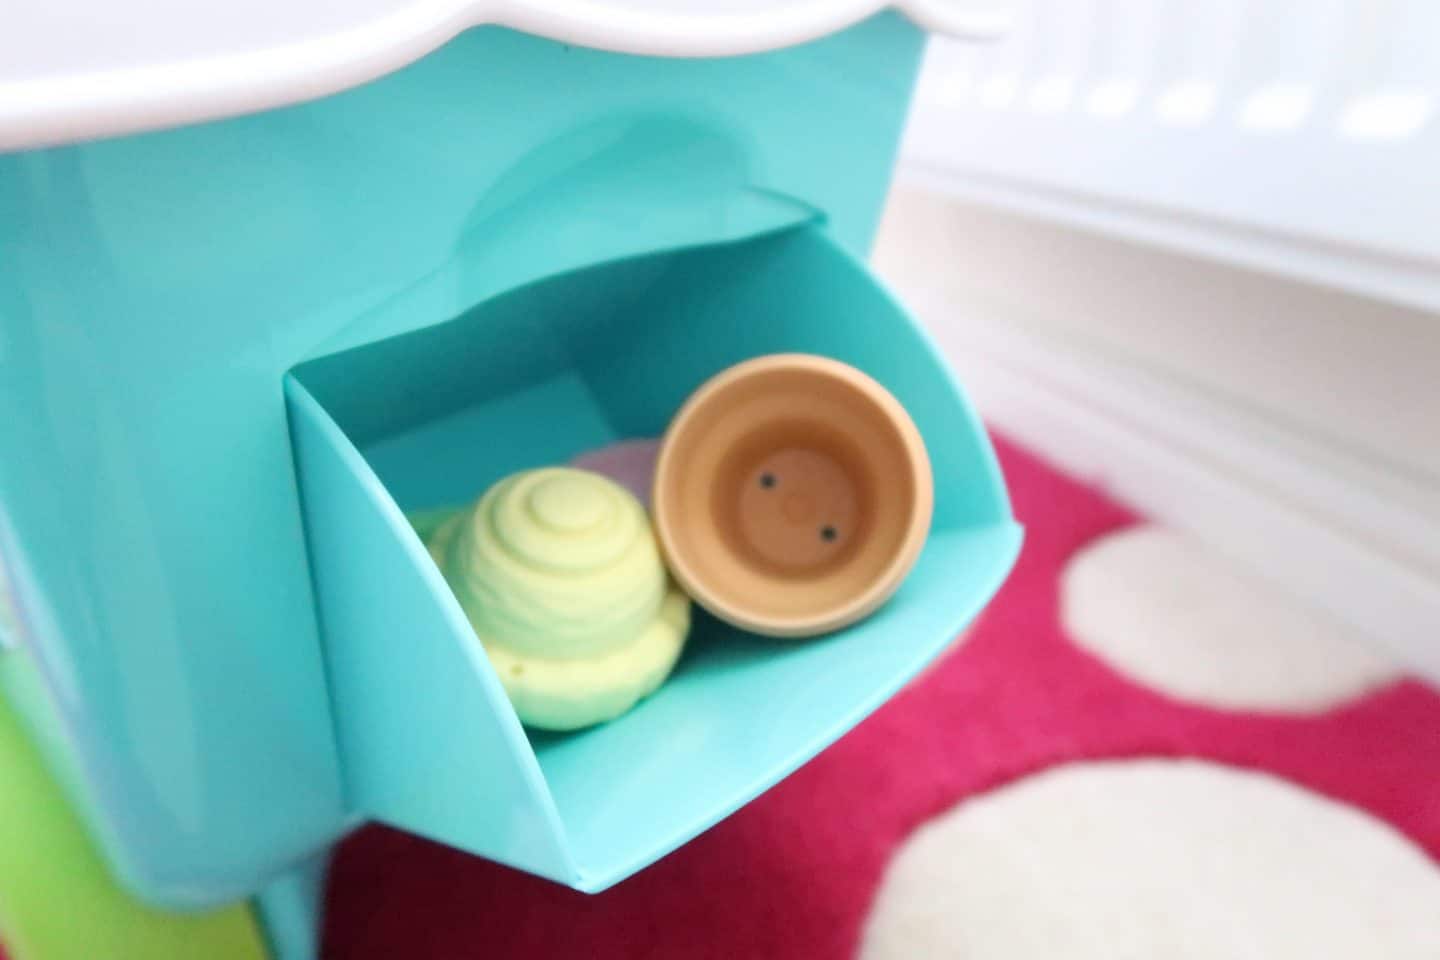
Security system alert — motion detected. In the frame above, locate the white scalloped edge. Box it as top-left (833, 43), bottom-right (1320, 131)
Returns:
top-left (0, 1), bottom-right (1007, 152)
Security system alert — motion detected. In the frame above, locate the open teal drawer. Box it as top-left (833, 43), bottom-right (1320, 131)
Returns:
top-left (284, 223), bottom-right (1021, 893)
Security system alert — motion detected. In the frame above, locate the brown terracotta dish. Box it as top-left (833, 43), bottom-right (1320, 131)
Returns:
top-left (653, 353), bottom-right (933, 638)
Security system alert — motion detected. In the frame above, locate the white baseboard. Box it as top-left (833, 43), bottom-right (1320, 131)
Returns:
top-left (929, 315), bottom-right (1440, 681)
top-left (874, 190), bottom-right (1440, 681)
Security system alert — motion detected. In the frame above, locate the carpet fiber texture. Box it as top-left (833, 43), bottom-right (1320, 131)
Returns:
top-left (319, 435), bottom-right (1440, 958)
top-left (12, 436), bottom-right (1433, 960)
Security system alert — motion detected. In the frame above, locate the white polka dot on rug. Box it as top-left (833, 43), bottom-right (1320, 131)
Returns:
top-left (1059, 526), bottom-right (1397, 712)
top-left (860, 760), bottom-right (1440, 960)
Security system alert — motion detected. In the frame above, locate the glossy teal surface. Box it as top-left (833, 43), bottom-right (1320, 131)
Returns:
top-left (0, 17), bottom-right (927, 908)
top-left (287, 224), bottom-right (1020, 891)
top-left (255, 849), bottom-right (332, 960)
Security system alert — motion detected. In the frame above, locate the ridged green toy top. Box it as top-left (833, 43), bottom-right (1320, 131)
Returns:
top-left (427, 468), bottom-right (689, 731)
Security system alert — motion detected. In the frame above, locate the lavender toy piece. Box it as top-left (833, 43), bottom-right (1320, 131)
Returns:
top-left (571, 438), bottom-right (662, 508)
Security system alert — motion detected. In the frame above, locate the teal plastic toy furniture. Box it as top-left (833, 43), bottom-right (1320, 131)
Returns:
top-left (0, 7), bottom-right (1019, 958)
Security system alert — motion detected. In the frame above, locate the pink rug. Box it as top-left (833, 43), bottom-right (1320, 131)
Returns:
top-left (321, 434), bottom-right (1440, 957)
top-left (12, 434), bottom-right (1434, 959)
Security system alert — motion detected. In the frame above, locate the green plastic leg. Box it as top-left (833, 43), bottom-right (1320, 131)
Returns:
top-left (0, 661), bottom-right (268, 960)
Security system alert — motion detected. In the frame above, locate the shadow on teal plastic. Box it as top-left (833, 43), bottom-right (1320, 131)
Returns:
top-left (286, 223), bottom-right (1020, 892)
top-left (316, 112), bottom-right (818, 362)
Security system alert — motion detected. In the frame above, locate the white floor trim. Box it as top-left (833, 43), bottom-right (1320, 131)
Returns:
top-left (923, 311), bottom-right (1440, 680)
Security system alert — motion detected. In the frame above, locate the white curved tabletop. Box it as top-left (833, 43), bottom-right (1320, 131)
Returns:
top-left (0, 0), bottom-right (1007, 152)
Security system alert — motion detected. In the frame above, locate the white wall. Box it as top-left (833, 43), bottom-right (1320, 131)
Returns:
top-left (873, 185), bottom-right (1440, 678)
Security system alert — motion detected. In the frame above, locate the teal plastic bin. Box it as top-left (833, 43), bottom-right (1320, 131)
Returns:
top-left (287, 223), bottom-right (1020, 893)
top-left (0, 11), bottom-right (1017, 958)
